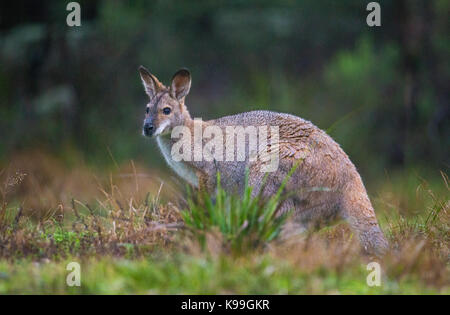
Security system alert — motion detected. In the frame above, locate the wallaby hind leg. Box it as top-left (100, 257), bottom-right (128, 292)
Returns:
top-left (340, 178), bottom-right (388, 256)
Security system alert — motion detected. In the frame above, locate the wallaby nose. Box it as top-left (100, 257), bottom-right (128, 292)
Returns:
top-left (143, 123), bottom-right (154, 136)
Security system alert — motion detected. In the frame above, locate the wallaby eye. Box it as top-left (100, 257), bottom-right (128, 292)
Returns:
top-left (163, 107), bottom-right (171, 115)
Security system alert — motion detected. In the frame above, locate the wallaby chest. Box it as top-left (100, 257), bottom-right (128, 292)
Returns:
top-left (156, 135), bottom-right (199, 188)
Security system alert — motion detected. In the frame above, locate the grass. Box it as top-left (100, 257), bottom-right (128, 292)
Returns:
top-left (182, 171), bottom-right (292, 254)
top-left (0, 151), bottom-right (448, 294)
top-left (0, 255), bottom-right (445, 294)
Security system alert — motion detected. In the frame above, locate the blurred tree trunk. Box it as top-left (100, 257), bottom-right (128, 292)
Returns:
top-left (393, 0), bottom-right (449, 166)
top-left (393, 0), bottom-right (424, 166)
top-left (423, 1), bottom-right (450, 162)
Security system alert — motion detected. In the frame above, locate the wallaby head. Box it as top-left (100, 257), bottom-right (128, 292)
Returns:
top-left (139, 66), bottom-right (192, 137)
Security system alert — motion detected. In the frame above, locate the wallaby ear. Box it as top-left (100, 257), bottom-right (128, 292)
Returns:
top-left (139, 65), bottom-right (162, 98)
top-left (170, 69), bottom-right (191, 101)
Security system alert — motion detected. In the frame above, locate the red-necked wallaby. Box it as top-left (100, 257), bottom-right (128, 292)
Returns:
top-left (139, 66), bottom-right (388, 255)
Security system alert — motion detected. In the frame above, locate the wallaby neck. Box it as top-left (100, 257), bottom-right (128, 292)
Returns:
top-left (180, 101), bottom-right (193, 126)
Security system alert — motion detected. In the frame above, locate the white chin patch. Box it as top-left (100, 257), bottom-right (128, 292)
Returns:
top-left (154, 120), bottom-right (170, 136)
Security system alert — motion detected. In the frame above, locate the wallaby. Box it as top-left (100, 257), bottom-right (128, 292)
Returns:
top-left (139, 66), bottom-right (389, 256)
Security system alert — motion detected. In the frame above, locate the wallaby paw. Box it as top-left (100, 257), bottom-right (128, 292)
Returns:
top-left (361, 226), bottom-right (389, 257)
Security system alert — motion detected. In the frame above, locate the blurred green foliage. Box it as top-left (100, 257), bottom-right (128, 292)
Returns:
top-left (0, 0), bottom-right (448, 181)
top-left (1, 256), bottom-right (445, 294)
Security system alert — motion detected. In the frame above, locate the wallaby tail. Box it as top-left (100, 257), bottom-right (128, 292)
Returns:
top-left (341, 176), bottom-right (389, 256)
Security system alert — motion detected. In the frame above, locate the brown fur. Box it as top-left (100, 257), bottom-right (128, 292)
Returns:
top-left (139, 66), bottom-right (389, 256)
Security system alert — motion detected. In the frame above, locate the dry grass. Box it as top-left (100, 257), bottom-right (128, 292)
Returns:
top-left (0, 150), bottom-right (448, 293)
top-left (0, 151), bottom-right (184, 260)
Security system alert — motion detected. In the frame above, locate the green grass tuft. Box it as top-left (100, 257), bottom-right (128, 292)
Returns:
top-left (182, 167), bottom-right (298, 254)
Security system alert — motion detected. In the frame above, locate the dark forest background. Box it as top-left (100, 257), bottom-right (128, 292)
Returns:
top-left (0, 0), bottom-right (448, 183)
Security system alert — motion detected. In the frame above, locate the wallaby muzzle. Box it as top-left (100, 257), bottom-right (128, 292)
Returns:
top-left (143, 118), bottom-right (154, 137)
